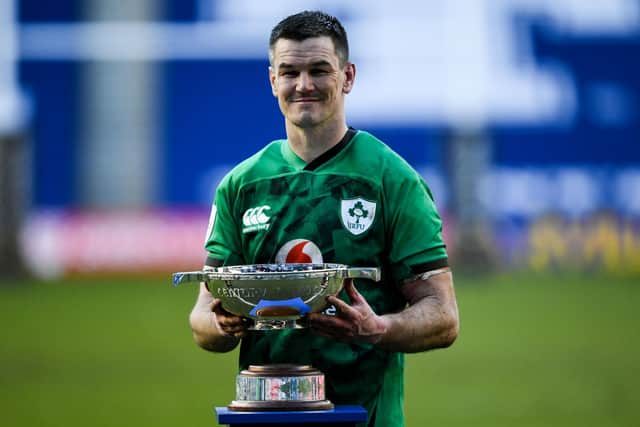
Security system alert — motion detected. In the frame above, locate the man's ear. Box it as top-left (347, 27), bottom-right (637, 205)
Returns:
top-left (269, 66), bottom-right (278, 97)
top-left (342, 63), bottom-right (356, 94)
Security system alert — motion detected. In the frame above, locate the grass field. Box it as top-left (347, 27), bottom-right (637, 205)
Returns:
top-left (1, 272), bottom-right (638, 426)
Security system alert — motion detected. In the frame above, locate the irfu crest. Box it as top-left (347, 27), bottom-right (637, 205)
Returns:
top-left (341, 198), bottom-right (376, 236)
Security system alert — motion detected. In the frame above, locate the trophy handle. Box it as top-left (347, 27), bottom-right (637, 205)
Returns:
top-left (346, 267), bottom-right (381, 282)
top-left (172, 272), bottom-right (209, 286)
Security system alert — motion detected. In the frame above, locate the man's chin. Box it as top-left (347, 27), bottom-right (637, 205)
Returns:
top-left (290, 114), bottom-right (321, 129)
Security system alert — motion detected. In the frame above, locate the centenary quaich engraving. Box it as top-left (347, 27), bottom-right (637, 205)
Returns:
top-left (216, 285), bottom-right (324, 300)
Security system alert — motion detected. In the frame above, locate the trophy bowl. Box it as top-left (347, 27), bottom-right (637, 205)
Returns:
top-left (173, 263), bottom-right (380, 330)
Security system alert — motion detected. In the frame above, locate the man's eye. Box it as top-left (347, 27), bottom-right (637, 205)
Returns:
top-left (311, 69), bottom-right (329, 75)
top-left (282, 71), bottom-right (298, 77)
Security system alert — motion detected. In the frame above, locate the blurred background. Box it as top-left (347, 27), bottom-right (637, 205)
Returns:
top-left (1, 0), bottom-right (639, 426)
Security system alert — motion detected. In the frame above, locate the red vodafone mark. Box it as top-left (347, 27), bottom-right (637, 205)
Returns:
top-left (286, 241), bottom-right (313, 263)
top-left (275, 239), bottom-right (323, 264)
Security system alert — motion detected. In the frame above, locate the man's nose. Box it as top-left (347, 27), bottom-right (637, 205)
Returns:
top-left (296, 72), bottom-right (314, 92)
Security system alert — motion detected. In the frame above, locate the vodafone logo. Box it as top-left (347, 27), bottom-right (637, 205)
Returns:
top-left (276, 239), bottom-right (323, 264)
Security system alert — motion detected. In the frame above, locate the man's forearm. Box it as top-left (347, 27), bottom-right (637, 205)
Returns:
top-left (375, 271), bottom-right (459, 353)
top-left (375, 294), bottom-right (459, 353)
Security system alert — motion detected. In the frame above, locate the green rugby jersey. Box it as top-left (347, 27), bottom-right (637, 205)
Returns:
top-left (204, 129), bottom-right (448, 427)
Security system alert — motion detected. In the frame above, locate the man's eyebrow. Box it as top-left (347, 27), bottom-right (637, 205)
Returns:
top-left (278, 60), bottom-right (333, 69)
top-left (308, 60), bottom-right (333, 67)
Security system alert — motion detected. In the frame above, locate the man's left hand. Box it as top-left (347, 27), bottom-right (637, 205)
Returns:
top-left (304, 279), bottom-right (388, 344)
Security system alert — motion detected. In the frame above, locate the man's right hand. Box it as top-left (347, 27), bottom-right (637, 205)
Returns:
top-left (210, 298), bottom-right (250, 338)
top-left (189, 282), bottom-right (247, 352)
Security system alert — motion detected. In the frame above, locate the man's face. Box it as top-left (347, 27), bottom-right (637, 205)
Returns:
top-left (269, 36), bottom-right (355, 130)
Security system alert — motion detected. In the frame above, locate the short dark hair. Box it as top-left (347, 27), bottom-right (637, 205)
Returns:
top-left (269, 11), bottom-right (349, 66)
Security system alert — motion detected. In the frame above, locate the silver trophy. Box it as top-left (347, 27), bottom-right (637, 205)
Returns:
top-left (172, 263), bottom-right (380, 330)
top-left (173, 263), bottom-right (380, 411)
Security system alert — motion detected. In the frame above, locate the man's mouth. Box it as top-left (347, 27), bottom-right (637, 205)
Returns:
top-left (291, 97), bottom-right (321, 103)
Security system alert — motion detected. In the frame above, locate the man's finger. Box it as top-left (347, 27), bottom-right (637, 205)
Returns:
top-left (210, 298), bottom-right (222, 312)
top-left (326, 295), bottom-right (360, 320)
top-left (221, 324), bottom-right (246, 333)
top-left (212, 299), bottom-right (238, 317)
top-left (307, 312), bottom-right (355, 334)
top-left (218, 318), bottom-right (243, 327)
top-left (218, 314), bottom-right (245, 326)
top-left (310, 320), bottom-right (356, 342)
top-left (343, 278), bottom-right (364, 304)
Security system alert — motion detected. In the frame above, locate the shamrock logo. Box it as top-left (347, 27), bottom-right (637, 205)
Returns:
top-left (341, 198), bottom-right (376, 236)
top-left (348, 201), bottom-right (369, 224)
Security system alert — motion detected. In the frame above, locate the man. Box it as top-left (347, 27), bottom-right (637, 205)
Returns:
top-left (189, 10), bottom-right (459, 427)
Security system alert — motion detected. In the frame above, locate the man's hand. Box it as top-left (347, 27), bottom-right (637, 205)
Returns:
top-left (189, 282), bottom-right (248, 352)
top-left (211, 298), bottom-right (250, 338)
top-left (305, 270), bottom-right (459, 353)
top-left (305, 279), bottom-right (388, 344)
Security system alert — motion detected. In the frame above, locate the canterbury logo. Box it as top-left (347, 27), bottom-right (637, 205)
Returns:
top-left (242, 206), bottom-right (272, 233)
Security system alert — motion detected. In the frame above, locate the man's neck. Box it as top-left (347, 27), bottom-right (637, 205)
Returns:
top-left (285, 121), bottom-right (349, 163)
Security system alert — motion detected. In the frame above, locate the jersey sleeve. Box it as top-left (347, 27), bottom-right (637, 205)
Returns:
top-left (204, 174), bottom-right (245, 267)
top-left (385, 172), bottom-right (448, 284)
